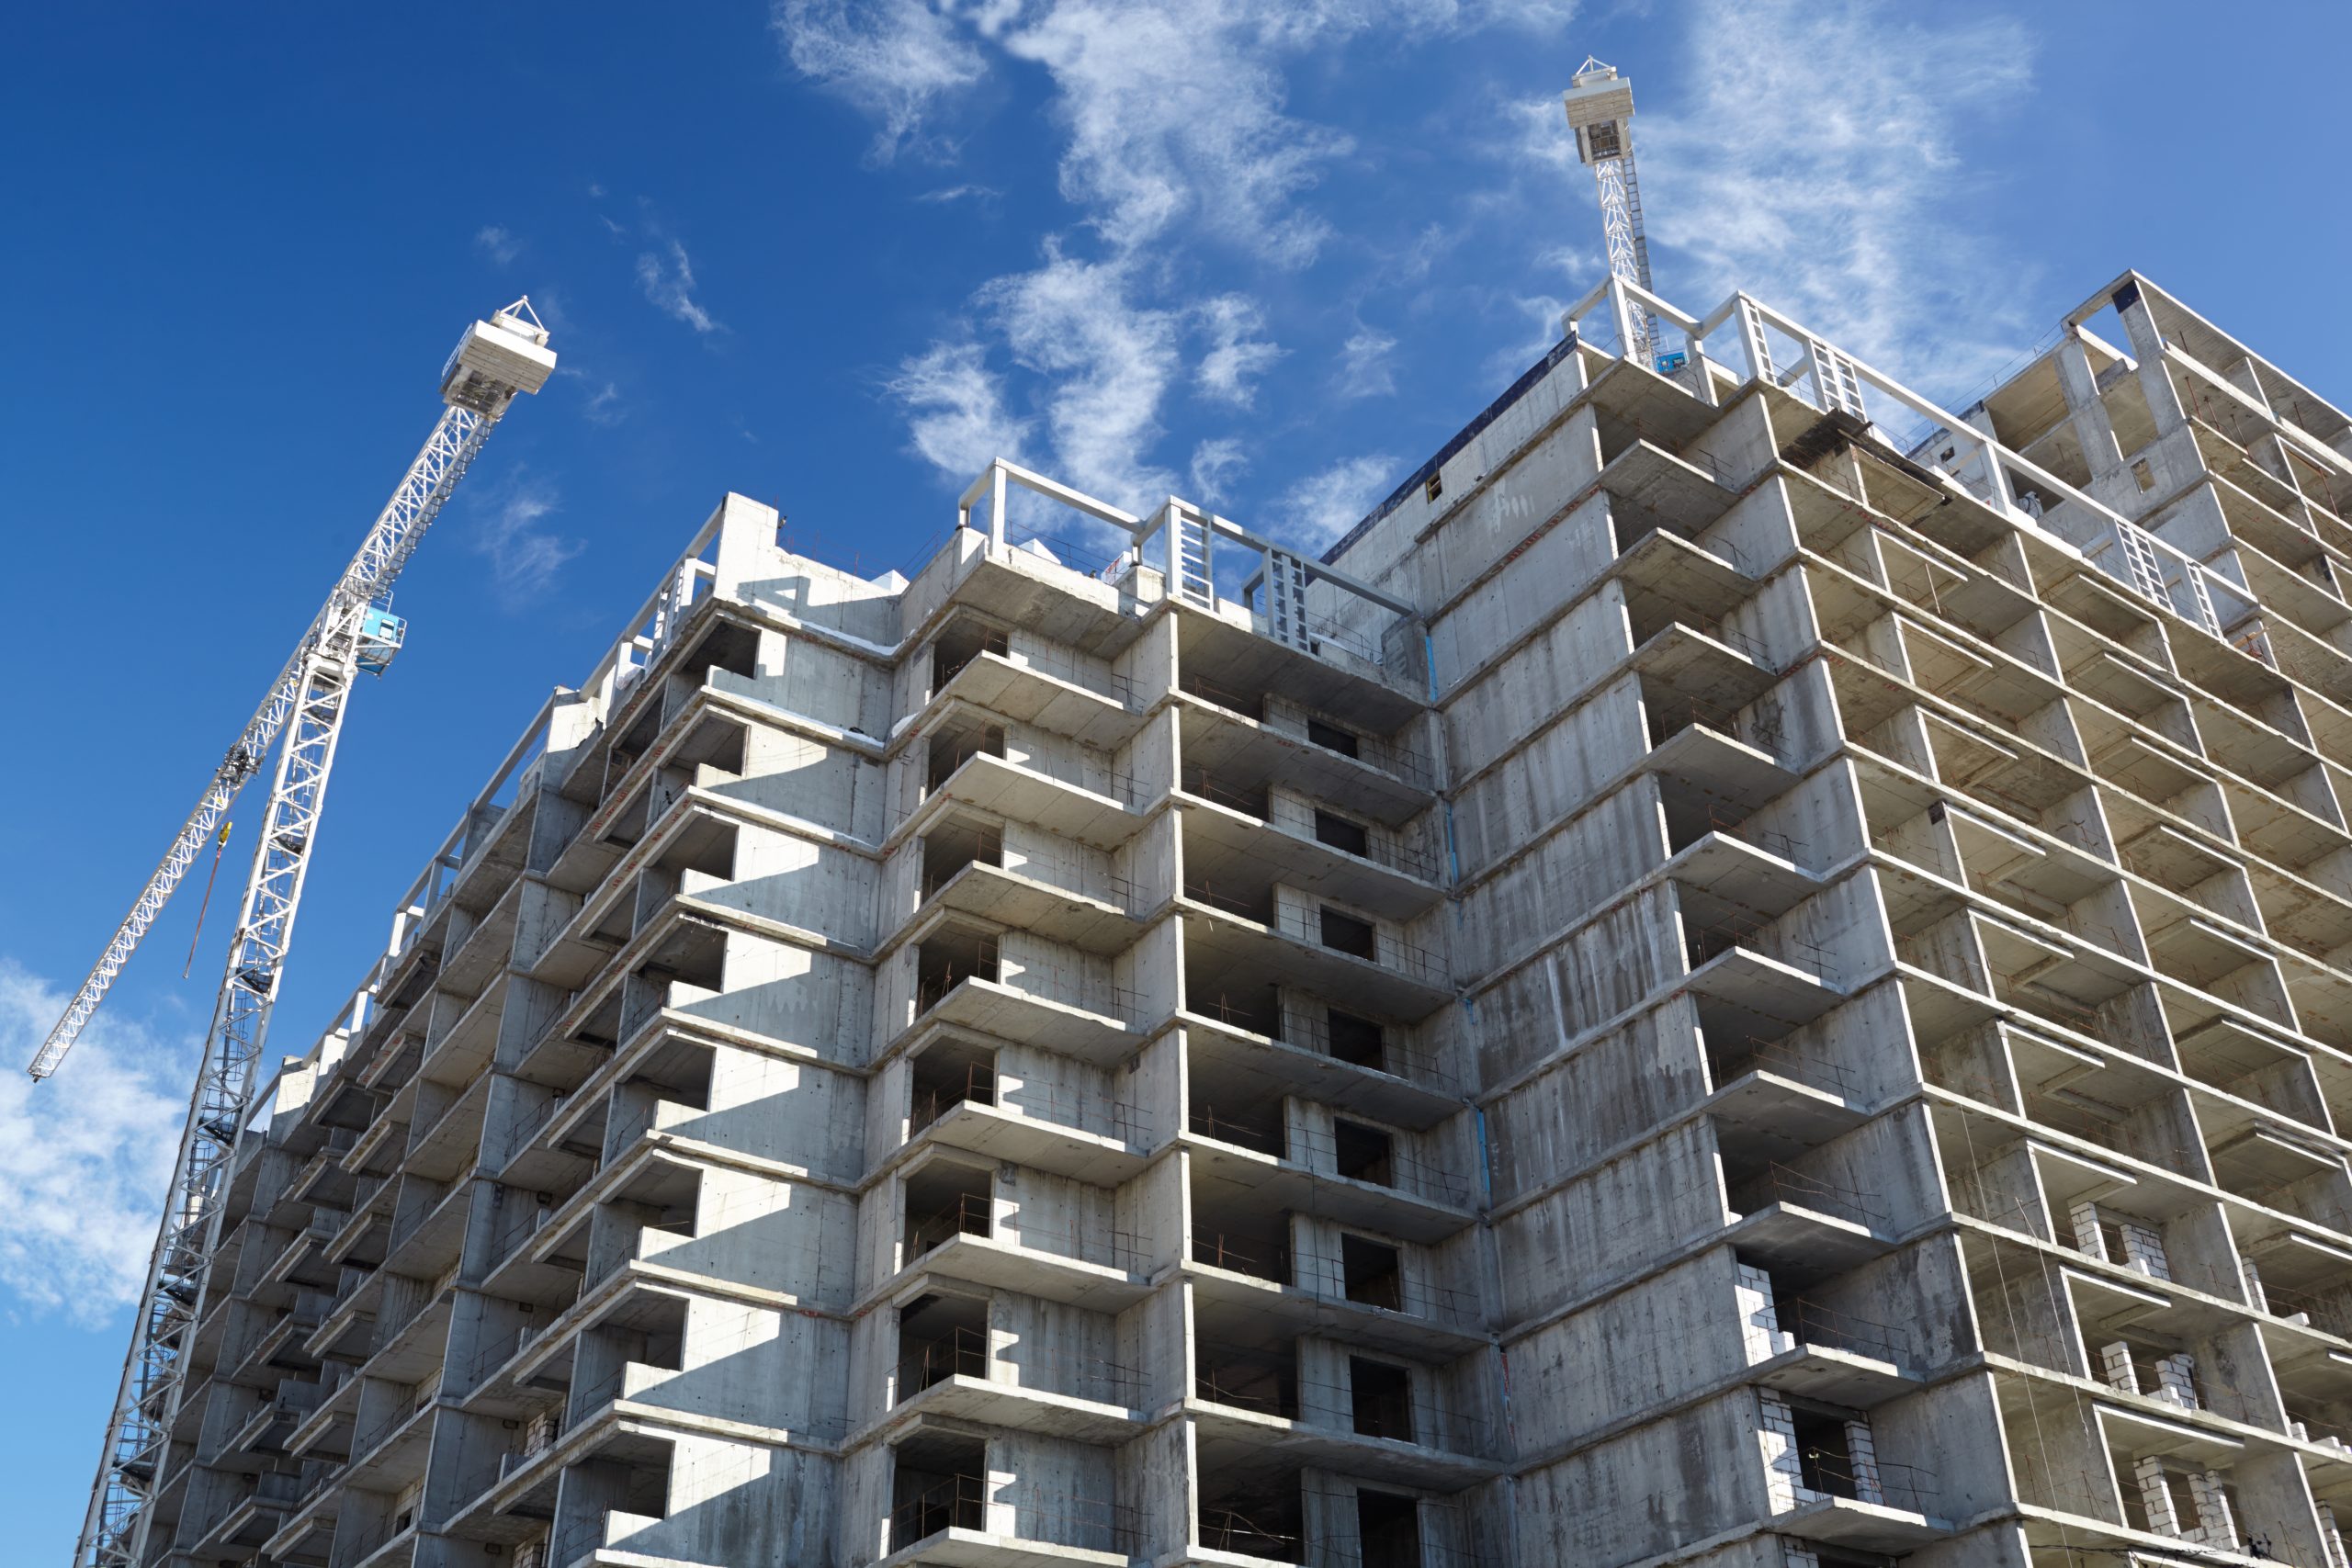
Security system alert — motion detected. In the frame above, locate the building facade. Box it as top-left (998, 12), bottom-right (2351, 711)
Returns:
top-left (130, 267), bottom-right (2352, 1568)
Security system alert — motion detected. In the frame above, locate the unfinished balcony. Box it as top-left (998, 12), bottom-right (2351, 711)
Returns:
top-left (1735, 1263), bottom-right (1917, 1410)
top-left (922, 615), bottom-right (1146, 750)
top-left (1171, 570), bottom-right (1421, 727)
top-left (877, 1427), bottom-right (1138, 1566)
top-left (892, 1155), bottom-right (1148, 1314)
top-left (1176, 670), bottom-right (1432, 829)
top-left (1181, 986), bottom-right (1463, 1132)
top-left (1186, 1319), bottom-right (1499, 1492)
top-left (901, 917), bottom-right (1138, 1064)
top-left (446, 1311), bottom-right (693, 1560)
top-left (915, 712), bottom-right (1149, 852)
top-left (1717, 1144), bottom-right (1897, 1290)
top-left (1638, 675), bottom-right (1796, 825)
top-left (901, 1033), bottom-right (1150, 1184)
top-left (1180, 873), bottom-right (1451, 1028)
top-left (1184, 1086), bottom-right (1475, 1245)
top-left (912, 814), bottom-right (1140, 954)
top-left (1179, 765), bottom-right (1445, 924)
top-left (1188, 1174), bottom-right (1485, 1362)
top-left (1760, 1393), bottom-right (1948, 1553)
top-left (877, 1292), bottom-right (1139, 1446)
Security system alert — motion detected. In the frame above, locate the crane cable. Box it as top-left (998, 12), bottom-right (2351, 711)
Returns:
top-left (181, 821), bottom-right (232, 978)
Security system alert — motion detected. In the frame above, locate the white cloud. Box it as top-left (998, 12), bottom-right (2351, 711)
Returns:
top-left (885, 341), bottom-right (1033, 479)
top-left (473, 225), bottom-right (522, 265)
top-left (1487, 293), bottom-right (1569, 380)
top-left (1338, 328), bottom-right (1396, 399)
top-left (1189, 436), bottom-right (1247, 502)
top-left (785, 1), bottom-right (1584, 514)
top-left (554, 364), bottom-right (625, 427)
top-left (981, 251), bottom-right (1182, 510)
top-left (1639, 0), bottom-right (2037, 387)
top-left (1275, 454), bottom-right (1397, 548)
top-left (636, 240), bottom-right (725, 334)
top-left (0, 962), bottom-right (193, 1324)
top-left (772, 0), bottom-right (986, 161)
top-left (999, 2), bottom-right (1364, 266)
top-left (1194, 295), bottom-right (1282, 408)
top-left (916, 183), bottom-right (1002, 203)
top-left (468, 473), bottom-right (584, 607)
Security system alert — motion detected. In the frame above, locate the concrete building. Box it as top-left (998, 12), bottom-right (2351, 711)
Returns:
top-left (130, 265), bottom-right (2352, 1568)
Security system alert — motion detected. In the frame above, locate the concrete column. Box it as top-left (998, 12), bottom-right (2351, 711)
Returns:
top-left (2055, 336), bottom-right (2126, 480)
top-left (2117, 285), bottom-right (2189, 436)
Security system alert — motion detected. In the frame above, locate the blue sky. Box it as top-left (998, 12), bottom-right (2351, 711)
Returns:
top-left (3, 0), bottom-right (2347, 1551)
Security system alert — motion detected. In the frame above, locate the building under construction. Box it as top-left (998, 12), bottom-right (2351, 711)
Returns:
top-left (114, 254), bottom-right (2352, 1568)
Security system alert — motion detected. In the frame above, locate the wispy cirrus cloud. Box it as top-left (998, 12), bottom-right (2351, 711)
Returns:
top-left (884, 340), bottom-right (1034, 478)
top-left (1189, 436), bottom-right (1247, 503)
top-left (473, 224), bottom-right (522, 265)
top-left (466, 471), bottom-right (583, 608)
top-left (773, 0), bottom-right (985, 161)
top-left (1194, 294), bottom-right (1283, 409)
top-left (777, 0), bottom-right (1579, 539)
top-left (1337, 328), bottom-right (1396, 399)
top-left (1277, 453), bottom-right (1397, 547)
top-left (979, 249), bottom-right (1182, 506)
top-left (0, 961), bottom-right (192, 1325)
top-left (1638, 0), bottom-right (2037, 386)
top-left (636, 239), bottom-right (726, 335)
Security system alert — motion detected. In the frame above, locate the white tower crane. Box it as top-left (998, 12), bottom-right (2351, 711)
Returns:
top-left (1562, 57), bottom-right (1672, 371)
top-left (54, 299), bottom-right (556, 1568)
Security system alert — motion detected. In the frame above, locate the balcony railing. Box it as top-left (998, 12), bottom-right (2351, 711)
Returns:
top-left (893, 1325), bottom-right (1141, 1407)
top-left (1774, 1297), bottom-right (1912, 1367)
top-left (904, 1192), bottom-right (1145, 1273)
top-left (888, 1473), bottom-right (1142, 1555)
top-left (1185, 1109), bottom-right (1476, 1210)
top-left (910, 1060), bottom-right (1149, 1145)
top-left (1185, 994), bottom-right (1460, 1093)
top-left (1187, 1226), bottom-right (1480, 1325)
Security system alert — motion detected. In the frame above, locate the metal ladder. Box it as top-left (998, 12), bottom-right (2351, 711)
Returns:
top-left (2115, 523), bottom-right (2171, 610)
top-left (1808, 338), bottom-right (1867, 419)
top-left (1738, 300), bottom-right (1775, 385)
top-left (2183, 561), bottom-right (2222, 637)
top-left (1177, 511), bottom-right (1216, 606)
top-left (1264, 549), bottom-right (1311, 652)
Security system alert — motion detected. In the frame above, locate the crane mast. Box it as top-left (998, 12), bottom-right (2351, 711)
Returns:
top-left (65, 299), bottom-right (555, 1568)
top-left (1563, 58), bottom-right (1668, 369)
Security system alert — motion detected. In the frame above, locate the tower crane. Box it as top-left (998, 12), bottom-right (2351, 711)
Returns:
top-left (1562, 57), bottom-right (1674, 372)
top-left (50, 299), bottom-right (556, 1568)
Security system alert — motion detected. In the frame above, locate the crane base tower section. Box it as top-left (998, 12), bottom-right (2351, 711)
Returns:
top-left (141, 267), bottom-right (2352, 1568)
